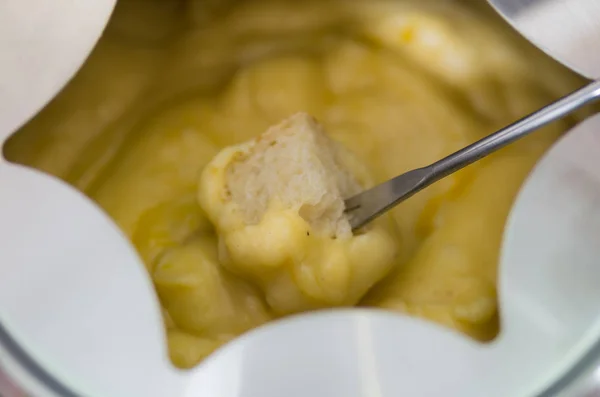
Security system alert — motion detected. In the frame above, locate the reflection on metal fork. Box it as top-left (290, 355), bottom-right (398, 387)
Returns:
top-left (345, 80), bottom-right (600, 231)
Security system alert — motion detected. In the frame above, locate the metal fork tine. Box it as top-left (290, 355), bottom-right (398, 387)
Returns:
top-left (345, 167), bottom-right (432, 231)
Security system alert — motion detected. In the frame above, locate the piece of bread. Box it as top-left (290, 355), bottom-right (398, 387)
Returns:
top-left (199, 112), bottom-right (399, 314)
top-left (225, 112), bottom-right (363, 238)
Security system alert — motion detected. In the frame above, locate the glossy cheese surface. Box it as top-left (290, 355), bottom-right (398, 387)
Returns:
top-left (4, 0), bottom-right (586, 368)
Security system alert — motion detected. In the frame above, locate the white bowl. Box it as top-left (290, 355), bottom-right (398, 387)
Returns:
top-left (0, 0), bottom-right (116, 141)
top-left (1, 1), bottom-right (600, 396)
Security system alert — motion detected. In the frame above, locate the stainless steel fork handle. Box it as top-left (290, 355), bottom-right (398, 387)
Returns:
top-left (429, 80), bottom-right (600, 184)
top-left (346, 80), bottom-right (600, 231)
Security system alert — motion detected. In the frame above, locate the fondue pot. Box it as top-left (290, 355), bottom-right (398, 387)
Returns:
top-left (1, 0), bottom-right (600, 396)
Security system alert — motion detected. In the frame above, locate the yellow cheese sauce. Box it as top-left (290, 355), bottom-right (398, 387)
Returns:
top-left (3, 0), bottom-right (588, 368)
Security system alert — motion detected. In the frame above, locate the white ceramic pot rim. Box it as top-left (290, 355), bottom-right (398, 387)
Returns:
top-left (2, 0), bottom-right (600, 396)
